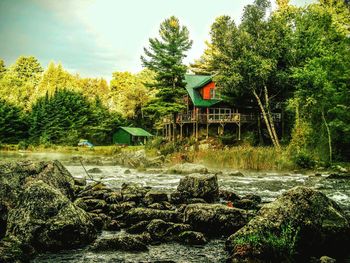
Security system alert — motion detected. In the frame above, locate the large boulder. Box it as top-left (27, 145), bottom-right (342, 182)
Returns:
top-left (177, 174), bottom-right (219, 203)
top-left (184, 203), bottom-right (250, 237)
top-left (6, 180), bottom-right (97, 252)
top-left (168, 163), bottom-right (208, 175)
top-left (226, 187), bottom-right (350, 262)
top-left (0, 160), bottom-right (76, 205)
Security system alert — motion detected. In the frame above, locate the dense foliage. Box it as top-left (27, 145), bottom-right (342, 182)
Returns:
top-left (191, 0), bottom-right (350, 162)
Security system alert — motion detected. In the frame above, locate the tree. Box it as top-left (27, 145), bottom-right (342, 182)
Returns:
top-left (141, 16), bottom-right (192, 138)
top-left (288, 3), bottom-right (350, 162)
top-left (0, 59), bottom-right (6, 78)
top-left (194, 1), bottom-right (294, 149)
top-left (0, 99), bottom-right (28, 143)
top-left (0, 56), bottom-right (43, 109)
top-left (109, 69), bottom-right (156, 123)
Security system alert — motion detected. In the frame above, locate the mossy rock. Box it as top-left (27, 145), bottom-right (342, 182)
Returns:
top-left (226, 186), bottom-right (350, 262)
top-left (123, 208), bottom-right (179, 225)
top-left (6, 180), bottom-right (97, 252)
top-left (90, 232), bottom-right (150, 252)
top-left (0, 160), bottom-right (75, 207)
top-left (177, 174), bottom-right (219, 203)
top-left (184, 203), bottom-right (249, 237)
top-left (177, 231), bottom-right (207, 245)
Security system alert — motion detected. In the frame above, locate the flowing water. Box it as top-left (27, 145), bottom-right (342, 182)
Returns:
top-left (1, 151), bottom-right (350, 263)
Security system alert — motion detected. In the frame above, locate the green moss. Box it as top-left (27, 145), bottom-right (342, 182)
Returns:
top-left (234, 223), bottom-right (300, 259)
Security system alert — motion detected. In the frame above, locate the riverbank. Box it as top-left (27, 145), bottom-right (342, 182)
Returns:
top-left (1, 160), bottom-right (349, 262)
top-left (1, 142), bottom-right (349, 173)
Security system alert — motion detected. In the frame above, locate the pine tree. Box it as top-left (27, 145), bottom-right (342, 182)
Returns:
top-left (141, 16), bottom-right (192, 136)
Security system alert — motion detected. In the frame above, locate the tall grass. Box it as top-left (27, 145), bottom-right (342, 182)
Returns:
top-left (0, 144), bottom-right (144, 156)
top-left (191, 146), bottom-right (294, 171)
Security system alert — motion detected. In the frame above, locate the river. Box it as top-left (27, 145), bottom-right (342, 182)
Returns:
top-left (1, 151), bottom-right (349, 262)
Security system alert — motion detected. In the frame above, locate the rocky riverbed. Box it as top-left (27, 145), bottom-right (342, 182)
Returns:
top-left (0, 153), bottom-right (350, 262)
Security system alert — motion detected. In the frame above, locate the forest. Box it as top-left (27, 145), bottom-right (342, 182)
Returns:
top-left (0, 0), bottom-right (349, 164)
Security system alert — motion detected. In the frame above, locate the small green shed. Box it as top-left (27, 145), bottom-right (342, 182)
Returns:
top-left (113, 127), bottom-right (153, 145)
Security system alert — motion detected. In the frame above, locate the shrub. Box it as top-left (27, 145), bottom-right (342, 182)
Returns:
top-left (293, 151), bottom-right (315, 169)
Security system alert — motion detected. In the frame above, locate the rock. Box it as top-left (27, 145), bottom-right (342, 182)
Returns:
top-left (146, 219), bottom-right (191, 242)
top-left (177, 174), bottom-right (219, 202)
top-left (326, 173), bottom-right (350, 180)
top-left (0, 201), bottom-right (8, 239)
top-left (146, 219), bottom-right (175, 241)
top-left (123, 208), bottom-right (179, 225)
top-left (168, 163), bottom-right (208, 175)
top-left (0, 236), bottom-right (32, 263)
top-left (6, 180), bottom-right (97, 252)
top-left (105, 191), bottom-right (123, 203)
top-left (336, 165), bottom-right (347, 173)
top-left (170, 191), bottom-right (188, 205)
top-left (89, 213), bottom-right (104, 231)
top-left (90, 233), bottom-right (149, 252)
top-left (74, 177), bottom-right (87, 186)
top-left (233, 199), bottom-right (259, 210)
top-left (319, 256), bottom-right (336, 263)
top-left (124, 169), bottom-right (131, 174)
top-left (184, 203), bottom-right (249, 237)
top-left (219, 190), bottom-right (241, 202)
top-left (187, 198), bottom-right (207, 204)
top-left (82, 199), bottom-right (108, 212)
top-left (0, 160), bottom-right (76, 205)
top-left (148, 203), bottom-right (165, 210)
top-left (105, 220), bottom-right (121, 231)
top-left (226, 186), bottom-right (350, 262)
top-left (87, 168), bottom-right (102, 174)
top-left (242, 194), bottom-right (261, 204)
top-left (121, 182), bottom-right (150, 202)
top-left (144, 190), bottom-right (169, 205)
top-left (109, 202), bottom-right (136, 216)
top-left (126, 221), bottom-right (150, 234)
top-left (177, 231), bottom-right (207, 245)
top-left (78, 182), bottom-right (111, 199)
top-left (228, 171), bottom-right (244, 177)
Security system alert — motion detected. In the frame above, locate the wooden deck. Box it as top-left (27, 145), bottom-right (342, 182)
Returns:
top-left (163, 112), bottom-right (281, 125)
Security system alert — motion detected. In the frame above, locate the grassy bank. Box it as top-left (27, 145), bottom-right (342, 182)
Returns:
top-left (168, 146), bottom-right (294, 171)
top-left (0, 144), bottom-right (143, 156)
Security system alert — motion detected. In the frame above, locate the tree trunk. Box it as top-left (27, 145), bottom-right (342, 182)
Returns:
top-left (322, 110), bottom-right (332, 163)
top-left (253, 89), bottom-right (278, 149)
top-left (264, 86), bottom-right (281, 149)
top-left (172, 113), bottom-right (177, 142)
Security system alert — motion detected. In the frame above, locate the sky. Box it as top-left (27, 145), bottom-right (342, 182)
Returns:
top-left (0, 0), bottom-right (315, 81)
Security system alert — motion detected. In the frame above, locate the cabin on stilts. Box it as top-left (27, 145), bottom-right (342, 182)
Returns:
top-left (162, 75), bottom-right (282, 141)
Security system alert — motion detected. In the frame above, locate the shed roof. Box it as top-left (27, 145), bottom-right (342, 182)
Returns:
top-left (184, 75), bottom-right (221, 108)
top-left (118, 127), bottom-right (153, 137)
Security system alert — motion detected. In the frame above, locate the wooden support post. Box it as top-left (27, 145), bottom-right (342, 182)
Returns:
top-left (180, 124), bottom-right (183, 140)
top-left (238, 123), bottom-right (241, 140)
top-left (193, 122), bottom-right (195, 137)
top-left (206, 123), bottom-right (209, 139)
top-left (196, 121), bottom-right (199, 141)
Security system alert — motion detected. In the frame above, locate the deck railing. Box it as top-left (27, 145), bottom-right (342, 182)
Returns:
top-left (163, 112), bottom-right (281, 124)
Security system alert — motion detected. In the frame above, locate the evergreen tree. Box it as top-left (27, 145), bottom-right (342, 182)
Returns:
top-left (0, 99), bottom-right (28, 144)
top-left (141, 16), bottom-right (192, 135)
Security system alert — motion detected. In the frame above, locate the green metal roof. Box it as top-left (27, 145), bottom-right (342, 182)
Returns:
top-left (119, 127), bottom-right (153, 137)
top-left (184, 75), bottom-right (221, 108)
